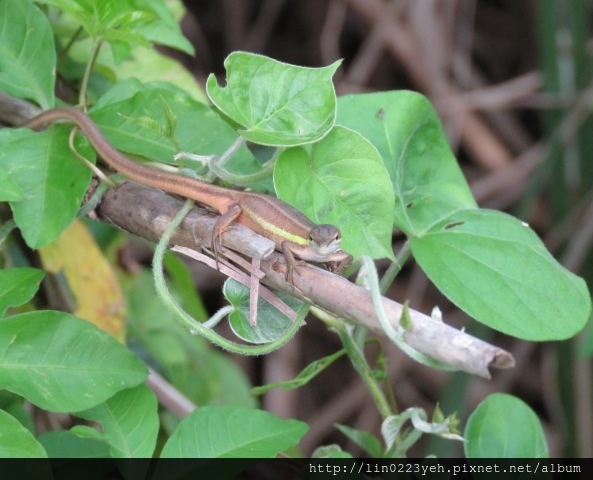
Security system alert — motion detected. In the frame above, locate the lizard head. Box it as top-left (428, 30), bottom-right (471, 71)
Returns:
top-left (309, 224), bottom-right (343, 255)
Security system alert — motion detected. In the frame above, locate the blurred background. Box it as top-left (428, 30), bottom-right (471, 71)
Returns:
top-left (163, 0), bottom-right (593, 457)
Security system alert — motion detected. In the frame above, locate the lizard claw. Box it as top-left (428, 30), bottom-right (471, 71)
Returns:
top-left (211, 229), bottom-right (229, 270)
top-left (285, 259), bottom-right (306, 285)
top-left (326, 253), bottom-right (353, 275)
top-left (211, 204), bottom-right (241, 271)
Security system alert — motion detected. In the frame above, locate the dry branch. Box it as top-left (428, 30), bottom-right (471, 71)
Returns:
top-left (97, 182), bottom-right (514, 379)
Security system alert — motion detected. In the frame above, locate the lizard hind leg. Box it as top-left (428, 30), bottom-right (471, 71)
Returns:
top-left (211, 204), bottom-right (242, 268)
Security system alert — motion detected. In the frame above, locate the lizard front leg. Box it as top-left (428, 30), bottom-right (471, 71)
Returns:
top-left (326, 252), bottom-right (353, 275)
top-left (282, 240), bottom-right (353, 284)
top-left (212, 204), bottom-right (242, 268)
top-left (281, 241), bottom-right (308, 285)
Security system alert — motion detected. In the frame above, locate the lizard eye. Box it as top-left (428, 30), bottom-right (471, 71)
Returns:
top-left (326, 226), bottom-right (341, 243)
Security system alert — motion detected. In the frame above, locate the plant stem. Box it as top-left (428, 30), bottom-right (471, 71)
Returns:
top-left (380, 240), bottom-right (410, 294)
top-left (338, 326), bottom-right (392, 419)
top-left (78, 40), bottom-right (103, 108)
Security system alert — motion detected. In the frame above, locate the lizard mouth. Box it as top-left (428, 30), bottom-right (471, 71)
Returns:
top-left (311, 238), bottom-right (342, 256)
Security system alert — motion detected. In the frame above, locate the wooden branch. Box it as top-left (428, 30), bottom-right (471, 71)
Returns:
top-left (96, 182), bottom-right (514, 379)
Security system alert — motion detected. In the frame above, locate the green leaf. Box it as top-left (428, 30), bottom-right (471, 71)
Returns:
top-left (39, 0), bottom-right (191, 64)
top-left (77, 384), bottom-right (158, 458)
top-left (0, 127), bottom-right (93, 249)
top-left (0, 311), bottom-right (147, 412)
top-left (410, 209), bottom-right (591, 340)
top-left (312, 444), bottom-right (354, 459)
top-left (45, 0), bottom-right (99, 38)
top-left (0, 166), bottom-right (23, 201)
top-left (0, 409), bottom-right (47, 458)
top-left (335, 424), bottom-right (383, 458)
top-left (39, 2), bottom-right (140, 38)
top-left (0, 392), bottom-right (35, 434)
top-left (130, 0), bottom-right (194, 55)
top-left (126, 273), bottom-right (195, 367)
top-left (224, 278), bottom-right (305, 344)
top-left (89, 82), bottom-right (260, 174)
top-left (70, 425), bottom-right (105, 440)
top-left (160, 405), bottom-right (308, 458)
top-left (163, 251), bottom-right (208, 321)
top-left (251, 349), bottom-right (347, 395)
top-left (337, 91), bottom-right (476, 235)
top-left (207, 52), bottom-right (340, 146)
top-left (0, 0), bottom-right (55, 109)
top-left (117, 48), bottom-right (206, 103)
top-left (0, 267), bottom-right (45, 317)
top-left (92, 77), bottom-right (156, 107)
top-left (79, 0), bottom-right (193, 57)
top-left (275, 126), bottom-right (395, 259)
top-left (465, 393), bottom-right (548, 458)
top-left (101, 24), bottom-right (152, 50)
top-left (38, 430), bottom-right (111, 458)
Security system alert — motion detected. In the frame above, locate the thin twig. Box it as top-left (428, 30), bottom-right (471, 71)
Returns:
top-left (147, 368), bottom-right (196, 418)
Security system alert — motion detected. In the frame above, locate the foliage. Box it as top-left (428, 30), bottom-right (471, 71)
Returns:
top-left (0, 0), bottom-right (589, 459)
top-left (465, 394), bottom-right (548, 458)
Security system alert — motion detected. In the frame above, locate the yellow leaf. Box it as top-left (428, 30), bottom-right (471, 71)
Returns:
top-left (40, 219), bottom-right (125, 342)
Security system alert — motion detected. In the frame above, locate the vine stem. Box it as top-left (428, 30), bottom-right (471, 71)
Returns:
top-left (338, 326), bottom-right (392, 419)
top-left (78, 40), bottom-right (103, 108)
top-left (379, 240), bottom-right (411, 294)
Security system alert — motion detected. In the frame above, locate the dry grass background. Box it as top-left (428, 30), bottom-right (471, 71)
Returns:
top-left (164, 0), bottom-right (593, 457)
